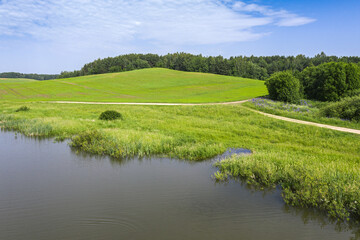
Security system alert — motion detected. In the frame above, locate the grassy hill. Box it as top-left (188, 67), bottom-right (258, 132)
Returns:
top-left (0, 68), bottom-right (267, 103)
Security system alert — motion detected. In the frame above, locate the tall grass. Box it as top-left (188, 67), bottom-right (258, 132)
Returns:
top-left (0, 101), bottom-right (359, 221)
top-left (70, 129), bottom-right (225, 160)
top-left (0, 114), bottom-right (53, 136)
top-left (214, 152), bottom-right (360, 221)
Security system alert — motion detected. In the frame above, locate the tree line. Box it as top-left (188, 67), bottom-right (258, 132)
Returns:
top-left (0, 72), bottom-right (59, 80)
top-left (266, 62), bottom-right (360, 103)
top-left (59, 52), bottom-right (360, 80)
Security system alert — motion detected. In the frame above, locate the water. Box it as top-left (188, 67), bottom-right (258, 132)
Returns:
top-left (0, 131), bottom-right (356, 240)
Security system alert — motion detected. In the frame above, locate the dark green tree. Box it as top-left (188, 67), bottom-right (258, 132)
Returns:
top-left (265, 71), bottom-right (301, 103)
top-left (299, 62), bottom-right (360, 101)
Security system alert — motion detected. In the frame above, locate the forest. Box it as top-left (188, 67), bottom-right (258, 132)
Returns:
top-left (2, 52), bottom-right (360, 81)
top-left (58, 52), bottom-right (360, 80)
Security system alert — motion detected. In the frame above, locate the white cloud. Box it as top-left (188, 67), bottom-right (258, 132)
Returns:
top-left (232, 1), bottom-right (316, 27)
top-left (0, 0), bottom-right (316, 73)
top-left (0, 0), bottom-right (314, 48)
top-left (277, 16), bottom-right (316, 27)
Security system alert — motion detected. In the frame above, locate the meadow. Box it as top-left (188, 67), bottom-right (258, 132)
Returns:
top-left (0, 100), bottom-right (359, 221)
top-left (0, 68), bottom-right (267, 103)
top-left (0, 69), bottom-right (359, 222)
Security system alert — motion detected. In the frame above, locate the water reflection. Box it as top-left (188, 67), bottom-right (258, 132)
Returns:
top-left (283, 205), bottom-right (360, 239)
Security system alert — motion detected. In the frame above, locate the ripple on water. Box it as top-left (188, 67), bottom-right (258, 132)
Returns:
top-left (78, 216), bottom-right (141, 232)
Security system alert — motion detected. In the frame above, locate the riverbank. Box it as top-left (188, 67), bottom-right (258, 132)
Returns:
top-left (0, 101), bottom-right (359, 221)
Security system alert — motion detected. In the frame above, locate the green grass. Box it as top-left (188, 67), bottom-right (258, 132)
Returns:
top-left (0, 68), bottom-right (267, 103)
top-left (0, 101), bottom-right (359, 221)
top-left (0, 69), bottom-right (359, 222)
top-left (244, 98), bottom-right (360, 130)
top-left (0, 78), bottom-right (36, 83)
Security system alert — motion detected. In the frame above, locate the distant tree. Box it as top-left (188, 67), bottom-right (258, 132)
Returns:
top-left (133, 59), bottom-right (151, 69)
top-left (109, 66), bottom-right (122, 73)
top-left (299, 62), bottom-right (360, 101)
top-left (344, 63), bottom-right (360, 96)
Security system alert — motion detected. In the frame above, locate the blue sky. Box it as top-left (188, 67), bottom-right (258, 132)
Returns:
top-left (0, 0), bottom-right (359, 73)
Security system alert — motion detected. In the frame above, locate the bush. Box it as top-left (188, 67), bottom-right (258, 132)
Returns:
top-left (320, 96), bottom-right (360, 122)
top-left (99, 110), bottom-right (123, 120)
top-left (15, 106), bottom-right (30, 112)
top-left (299, 62), bottom-right (360, 101)
top-left (265, 71), bottom-right (301, 103)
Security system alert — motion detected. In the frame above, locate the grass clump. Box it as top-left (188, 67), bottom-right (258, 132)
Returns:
top-left (99, 110), bottom-right (123, 120)
top-left (15, 106), bottom-right (30, 112)
top-left (0, 114), bottom-right (53, 136)
top-left (70, 129), bottom-right (225, 160)
top-left (214, 153), bottom-right (360, 221)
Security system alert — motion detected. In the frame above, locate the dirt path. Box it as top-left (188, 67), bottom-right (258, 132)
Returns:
top-left (49, 100), bottom-right (360, 135)
top-left (245, 107), bottom-right (360, 135)
top-left (50, 100), bottom-right (250, 106)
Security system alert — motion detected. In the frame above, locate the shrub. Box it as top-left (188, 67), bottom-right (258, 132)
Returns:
top-left (15, 106), bottom-right (30, 112)
top-left (99, 110), bottom-right (123, 120)
top-left (320, 96), bottom-right (360, 122)
top-left (265, 71), bottom-right (301, 103)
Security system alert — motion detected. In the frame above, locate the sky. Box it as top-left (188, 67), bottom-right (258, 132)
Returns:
top-left (0, 0), bottom-right (359, 74)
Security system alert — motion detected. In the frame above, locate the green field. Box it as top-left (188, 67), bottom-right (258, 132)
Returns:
top-left (0, 69), bottom-right (359, 222)
top-left (0, 68), bottom-right (267, 103)
top-left (0, 78), bottom-right (36, 83)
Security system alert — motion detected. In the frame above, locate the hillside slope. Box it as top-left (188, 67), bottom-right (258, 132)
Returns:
top-left (0, 68), bottom-right (267, 103)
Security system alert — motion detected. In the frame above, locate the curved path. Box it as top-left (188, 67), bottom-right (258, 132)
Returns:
top-left (244, 107), bottom-right (360, 135)
top-left (50, 100), bottom-right (250, 106)
top-left (50, 100), bottom-right (360, 135)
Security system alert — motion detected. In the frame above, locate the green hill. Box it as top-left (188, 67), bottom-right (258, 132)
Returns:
top-left (0, 68), bottom-right (267, 103)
